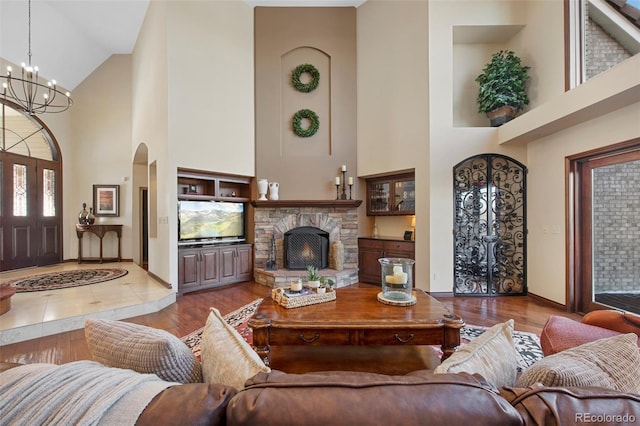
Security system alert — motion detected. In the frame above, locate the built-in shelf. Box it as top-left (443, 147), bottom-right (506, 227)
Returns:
top-left (250, 200), bottom-right (362, 208)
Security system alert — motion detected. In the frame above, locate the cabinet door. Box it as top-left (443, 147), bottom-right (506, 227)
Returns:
top-left (200, 248), bottom-right (220, 285)
top-left (220, 247), bottom-right (237, 283)
top-left (359, 247), bottom-right (383, 284)
top-left (393, 179), bottom-right (415, 213)
top-left (236, 244), bottom-right (253, 281)
top-left (367, 181), bottom-right (391, 214)
top-left (366, 172), bottom-right (415, 216)
top-left (178, 249), bottom-right (201, 289)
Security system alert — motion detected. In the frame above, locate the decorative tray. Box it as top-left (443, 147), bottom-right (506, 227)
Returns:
top-left (271, 287), bottom-right (336, 309)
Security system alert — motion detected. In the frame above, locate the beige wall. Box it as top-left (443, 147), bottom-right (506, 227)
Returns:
top-left (526, 100), bottom-right (640, 304)
top-left (131, 0), bottom-right (255, 287)
top-left (132, 1), bottom-right (171, 284)
top-left (425, 0), bottom-right (569, 293)
top-left (356, 0), bottom-right (430, 285)
top-left (167, 1), bottom-right (255, 177)
top-left (66, 54), bottom-right (133, 261)
top-left (255, 7), bottom-right (357, 201)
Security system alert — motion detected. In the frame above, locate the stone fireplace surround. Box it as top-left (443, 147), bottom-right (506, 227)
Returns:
top-left (252, 200), bottom-right (361, 288)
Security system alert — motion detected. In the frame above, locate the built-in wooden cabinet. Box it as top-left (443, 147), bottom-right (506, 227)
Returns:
top-left (178, 243), bottom-right (253, 294)
top-left (358, 238), bottom-right (415, 284)
top-left (177, 169), bottom-right (251, 202)
top-left (176, 168), bottom-right (253, 294)
top-left (365, 171), bottom-right (415, 216)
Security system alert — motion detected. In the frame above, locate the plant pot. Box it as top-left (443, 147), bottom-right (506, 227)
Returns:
top-left (307, 280), bottom-right (320, 289)
top-left (316, 287), bottom-right (326, 294)
top-left (486, 105), bottom-right (519, 127)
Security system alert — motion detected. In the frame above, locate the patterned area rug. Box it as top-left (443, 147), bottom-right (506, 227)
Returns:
top-left (180, 298), bottom-right (543, 371)
top-left (4, 268), bottom-right (129, 293)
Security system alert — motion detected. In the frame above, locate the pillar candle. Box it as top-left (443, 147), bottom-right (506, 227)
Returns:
top-left (335, 176), bottom-right (341, 185)
top-left (341, 165), bottom-right (347, 172)
top-left (348, 176), bottom-right (354, 185)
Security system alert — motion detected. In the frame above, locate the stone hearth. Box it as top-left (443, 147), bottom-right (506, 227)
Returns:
top-left (252, 200), bottom-right (361, 288)
top-left (254, 267), bottom-right (359, 289)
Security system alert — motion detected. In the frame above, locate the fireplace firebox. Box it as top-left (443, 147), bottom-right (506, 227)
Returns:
top-left (284, 226), bottom-right (329, 270)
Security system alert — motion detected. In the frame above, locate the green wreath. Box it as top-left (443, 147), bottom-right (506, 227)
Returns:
top-left (292, 64), bottom-right (320, 93)
top-left (292, 109), bottom-right (319, 137)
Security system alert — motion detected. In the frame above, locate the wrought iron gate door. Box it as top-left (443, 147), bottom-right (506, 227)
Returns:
top-left (453, 154), bottom-right (527, 295)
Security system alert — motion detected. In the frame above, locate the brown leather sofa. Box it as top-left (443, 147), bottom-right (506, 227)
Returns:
top-left (2, 361), bottom-right (639, 426)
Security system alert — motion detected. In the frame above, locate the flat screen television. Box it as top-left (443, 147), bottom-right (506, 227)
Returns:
top-left (178, 200), bottom-right (245, 242)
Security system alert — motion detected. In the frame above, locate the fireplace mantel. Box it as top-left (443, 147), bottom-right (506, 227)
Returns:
top-left (251, 200), bottom-right (362, 208)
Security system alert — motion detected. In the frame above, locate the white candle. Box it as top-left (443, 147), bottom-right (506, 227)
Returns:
top-left (348, 176), bottom-right (354, 185)
top-left (335, 176), bottom-right (341, 185)
top-left (341, 165), bottom-right (347, 172)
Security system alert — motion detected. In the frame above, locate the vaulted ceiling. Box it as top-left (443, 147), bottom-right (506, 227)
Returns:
top-left (1, 0), bottom-right (636, 92)
top-left (0, 0), bottom-right (365, 91)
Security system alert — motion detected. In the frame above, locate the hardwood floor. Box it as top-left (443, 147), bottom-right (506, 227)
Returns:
top-left (0, 281), bottom-right (582, 365)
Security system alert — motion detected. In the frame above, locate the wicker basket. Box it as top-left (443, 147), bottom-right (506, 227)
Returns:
top-left (272, 287), bottom-right (336, 309)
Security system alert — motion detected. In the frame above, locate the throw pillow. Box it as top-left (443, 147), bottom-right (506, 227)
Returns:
top-left (84, 318), bottom-right (202, 383)
top-left (434, 319), bottom-right (518, 387)
top-left (200, 308), bottom-right (270, 390)
top-left (516, 333), bottom-right (640, 393)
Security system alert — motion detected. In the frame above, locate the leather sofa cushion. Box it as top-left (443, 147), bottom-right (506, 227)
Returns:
top-left (136, 383), bottom-right (236, 426)
top-left (226, 369), bottom-right (524, 426)
top-left (501, 385), bottom-right (640, 426)
top-left (539, 315), bottom-right (622, 356)
top-left (582, 310), bottom-right (640, 336)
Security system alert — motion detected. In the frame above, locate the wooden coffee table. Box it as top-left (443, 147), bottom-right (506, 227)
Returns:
top-left (248, 286), bottom-right (464, 367)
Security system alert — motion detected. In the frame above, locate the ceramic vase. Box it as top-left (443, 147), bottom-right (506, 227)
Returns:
top-left (269, 182), bottom-right (279, 200)
top-left (78, 203), bottom-right (89, 224)
top-left (258, 179), bottom-right (268, 201)
top-left (87, 208), bottom-right (96, 225)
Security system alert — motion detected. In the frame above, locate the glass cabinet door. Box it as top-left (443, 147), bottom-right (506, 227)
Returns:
top-left (394, 179), bottom-right (415, 213)
top-left (369, 182), bottom-right (390, 213)
top-left (366, 172), bottom-right (415, 216)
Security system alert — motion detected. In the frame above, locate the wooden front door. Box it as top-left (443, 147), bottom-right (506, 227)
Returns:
top-left (1, 152), bottom-right (62, 271)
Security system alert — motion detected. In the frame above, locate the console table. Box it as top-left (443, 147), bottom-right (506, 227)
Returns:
top-left (76, 224), bottom-right (123, 263)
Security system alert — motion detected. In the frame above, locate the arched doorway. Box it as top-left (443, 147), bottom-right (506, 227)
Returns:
top-left (1, 100), bottom-right (63, 271)
top-left (453, 153), bottom-right (527, 296)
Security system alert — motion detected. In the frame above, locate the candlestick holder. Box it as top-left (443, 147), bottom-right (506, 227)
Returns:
top-left (335, 183), bottom-right (340, 200)
top-left (341, 170), bottom-right (347, 200)
top-left (348, 183), bottom-right (353, 200)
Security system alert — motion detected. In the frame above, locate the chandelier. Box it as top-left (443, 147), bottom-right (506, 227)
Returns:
top-left (1, 0), bottom-right (72, 115)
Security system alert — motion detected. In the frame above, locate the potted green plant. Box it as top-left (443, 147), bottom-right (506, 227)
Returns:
top-left (306, 265), bottom-right (321, 289)
top-left (317, 277), bottom-right (335, 294)
top-left (475, 50), bottom-right (530, 127)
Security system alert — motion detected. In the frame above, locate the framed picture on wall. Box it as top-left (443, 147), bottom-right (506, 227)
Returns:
top-left (93, 184), bottom-right (120, 217)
